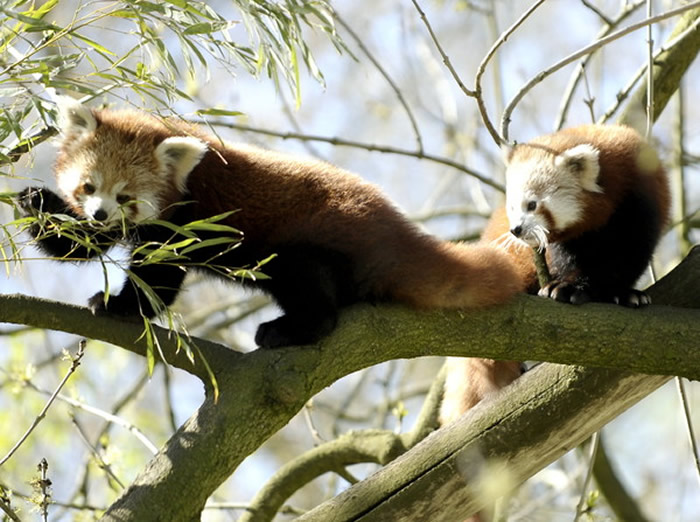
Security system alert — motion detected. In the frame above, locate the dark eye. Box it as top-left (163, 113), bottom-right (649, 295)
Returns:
top-left (83, 182), bottom-right (95, 195)
top-left (116, 194), bottom-right (131, 205)
top-left (526, 200), bottom-right (537, 212)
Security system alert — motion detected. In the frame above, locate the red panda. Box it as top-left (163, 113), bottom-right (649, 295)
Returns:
top-left (18, 98), bottom-right (523, 348)
top-left (440, 123), bottom-right (670, 425)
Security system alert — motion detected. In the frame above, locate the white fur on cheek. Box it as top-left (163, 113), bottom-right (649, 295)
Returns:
top-left (543, 190), bottom-right (582, 231)
top-left (56, 168), bottom-right (83, 201)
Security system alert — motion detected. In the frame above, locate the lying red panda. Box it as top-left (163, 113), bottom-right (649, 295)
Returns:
top-left (18, 98), bottom-right (522, 348)
top-left (440, 124), bottom-right (671, 424)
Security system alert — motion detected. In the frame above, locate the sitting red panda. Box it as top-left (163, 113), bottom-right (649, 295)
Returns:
top-left (18, 98), bottom-right (522, 348)
top-left (440, 123), bottom-right (671, 424)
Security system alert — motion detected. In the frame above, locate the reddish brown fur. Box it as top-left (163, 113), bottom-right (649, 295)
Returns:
top-left (79, 109), bottom-right (523, 309)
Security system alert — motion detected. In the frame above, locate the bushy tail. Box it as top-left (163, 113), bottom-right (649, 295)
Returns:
top-left (389, 240), bottom-right (524, 309)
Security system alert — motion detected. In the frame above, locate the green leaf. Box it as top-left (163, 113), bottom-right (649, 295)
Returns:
top-left (183, 21), bottom-right (237, 35)
top-left (180, 236), bottom-right (239, 255)
top-left (72, 33), bottom-right (116, 57)
top-left (142, 318), bottom-right (156, 375)
top-left (195, 108), bottom-right (244, 117)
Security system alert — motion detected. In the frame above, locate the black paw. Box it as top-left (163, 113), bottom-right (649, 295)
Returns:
top-left (255, 317), bottom-right (306, 348)
top-left (87, 291), bottom-right (108, 315)
top-left (87, 291), bottom-right (144, 318)
top-left (255, 315), bottom-right (335, 349)
top-left (538, 281), bottom-right (591, 305)
top-left (17, 187), bottom-right (67, 216)
top-left (17, 187), bottom-right (44, 216)
top-left (613, 289), bottom-right (651, 308)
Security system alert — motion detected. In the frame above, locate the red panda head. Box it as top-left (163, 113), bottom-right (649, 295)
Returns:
top-left (503, 141), bottom-right (602, 250)
top-left (53, 97), bottom-right (208, 224)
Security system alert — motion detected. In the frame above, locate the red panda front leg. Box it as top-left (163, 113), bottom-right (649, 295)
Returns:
top-left (88, 223), bottom-right (189, 318)
top-left (254, 244), bottom-right (355, 348)
top-left (88, 260), bottom-right (187, 318)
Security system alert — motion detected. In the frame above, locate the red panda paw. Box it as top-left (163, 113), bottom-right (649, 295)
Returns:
top-left (87, 291), bottom-right (147, 318)
top-left (538, 281), bottom-right (591, 305)
top-left (255, 314), bottom-right (336, 348)
top-left (614, 289), bottom-right (651, 308)
top-left (17, 187), bottom-right (67, 216)
top-left (87, 291), bottom-right (109, 315)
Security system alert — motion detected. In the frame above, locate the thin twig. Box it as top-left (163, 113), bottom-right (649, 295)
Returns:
top-left (162, 365), bottom-right (179, 434)
top-left (646, 0), bottom-right (654, 138)
top-left (72, 417), bottom-right (125, 490)
top-left (676, 378), bottom-right (700, 489)
top-left (197, 119), bottom-right (505, 192)
top-left (0, 341), bottom-right (86, 468)
top-left (598, 12), bottom-right (700, 124)
top-left (501, 0), bottom-right (700, 141)
top-left (410, 0), bottom-right (476, 97)
top-left (24, 382), bottom-right (159, 455)
top-left (672, 84), bottom-right (691, 254)
top-left (0, 492), bottom-right (22, 522)
top-left (581, 0), bottom-right (612, 25)
top-left (334, 11), bottom-right (424, 153)
top-left (580, 64), bottom-right (597, 123)
top-left (36, 458), bottom-right (51, 522)
top-left (302, 400), bottom-right (325, 446)
top-left (473, 0), bottom-right (547, 145)
top-left (555, 1), bottom-right (645, 129)
top-left (574, 431), bottom-right (600, 521)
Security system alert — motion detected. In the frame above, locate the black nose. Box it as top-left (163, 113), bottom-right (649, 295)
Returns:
top-left (510, 225), bottom-right (523, 237)
top-left (94, 209), bottom-right (108, 221)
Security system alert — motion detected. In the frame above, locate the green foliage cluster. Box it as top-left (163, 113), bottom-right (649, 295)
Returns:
top-left (0, 0), bottom-right (343, 165)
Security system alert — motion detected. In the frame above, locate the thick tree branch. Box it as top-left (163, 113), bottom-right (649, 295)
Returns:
top-left (298, 367), bottom-right (670, 521)
top-left (3, 252), bottom-right (700, 385)
top-left (1, 247), bottom-right (699, 520)
top-left (0, 294), bottom-right (238, 383)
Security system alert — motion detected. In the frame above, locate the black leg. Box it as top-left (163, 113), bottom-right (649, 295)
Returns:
top-left (254, 245), bottom-right (355, 348)
top-left (89, 261), bottom-right (187, 318)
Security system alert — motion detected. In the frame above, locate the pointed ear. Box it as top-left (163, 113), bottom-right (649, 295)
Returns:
top-left (55, 96), bottom-right (97, 137)
top-left (555, 143), bottom-right (602, 193)
top-left (155, 137), bottom-right (208, 190)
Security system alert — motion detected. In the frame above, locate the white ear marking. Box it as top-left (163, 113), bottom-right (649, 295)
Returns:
top-left (55, 96), bottom-right (97, 137)
top-left (155, 136), bottom-right (207, 190)
top-left (555, 143), bottom-right (602, 193)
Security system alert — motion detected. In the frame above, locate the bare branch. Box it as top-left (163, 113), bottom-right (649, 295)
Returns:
top-left (474, 0), bottom-right (547, 145)
top-left (410, 0), bottom-right (475, 98)
top-left (195, 119), bottom-right (505, 192)
top-left (0, 341), bottom-right (85, 468)
top-left (555, 1), bottom-right (645, 129)
top-left (676, 378), bottom-right (700, 489)
top-left (502, 0), bottom-right (700, 140)
top-left (334, 11), bottom-right (424, 153)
